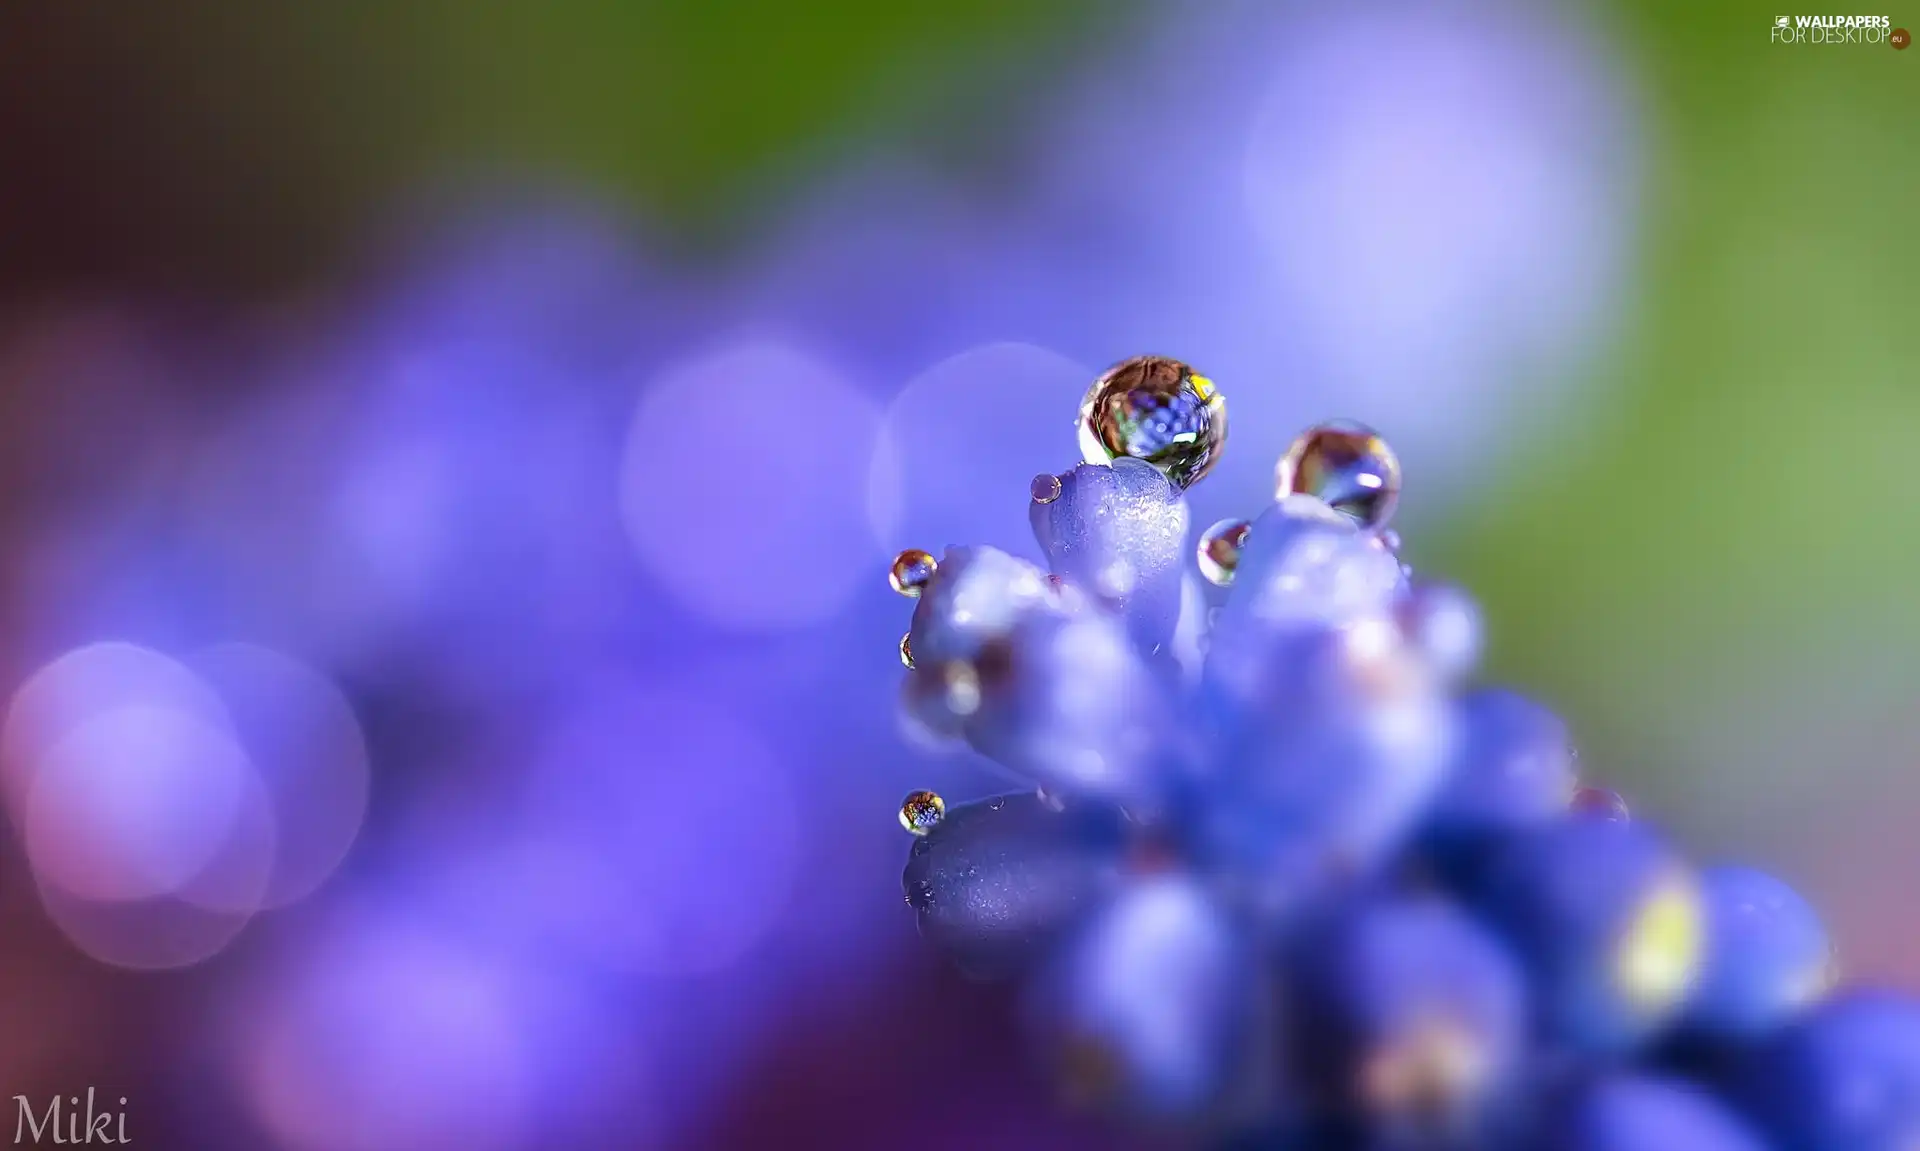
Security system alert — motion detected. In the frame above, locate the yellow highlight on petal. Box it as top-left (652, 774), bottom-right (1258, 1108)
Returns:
top-left (1190, 373), bottom-right (1217, 400)
top-left (1614, 875), bottom-right (1704, 1013)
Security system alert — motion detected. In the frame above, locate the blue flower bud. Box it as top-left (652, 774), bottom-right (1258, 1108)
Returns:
top-left (1476, 820), bottom-right (1704, 1056)
top-left (1733, 988), bottom-right (1920, 1151)
top-left (1529, 1075), bottom-right (1767, 1151)
top-left (905, 544), bottom-right (1056, 667)
top-left (1201, 624), bottom-right (1456, 928)
top-left (1419, 689), bottom-right (1577, 876)
top-left (1028, 874), bottom-right (1266, 1125)
top-left (1204, 497), bottom-right (1405, 716)
top-left (901, 792), bottom-right (1125, 981)
top-left (1029, 457), bottom-right (1189, 655)
top-left (928, 610), bottom-right (1175, 806)
top-left (1285, 897), bottom-right (1527, 1133)
top-left (1685, 865), bottom-right (1835, 1043)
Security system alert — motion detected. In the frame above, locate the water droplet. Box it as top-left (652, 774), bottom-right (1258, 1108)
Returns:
top-left (1378, 529), bottom-right (1403, 552)
top-left (1037, 788), bottom-right (1066, 813)
top-left (1196, 518), bottom-right (1252, 587)
top-left (889, 549), bottom-right (938, 597)
top-left (899, 633), bottom-right (915, 669)
top-left (1275, 421), bottom-right (1402, 528)
top-left (899, 790), bottom-right (946, 835)
top-left (1570, 786), bottom-right (1630, 822)
top-left (1077, 356), bottom-right (1227, 490)
top-left (1030, 473), bottom-right (1063, 504)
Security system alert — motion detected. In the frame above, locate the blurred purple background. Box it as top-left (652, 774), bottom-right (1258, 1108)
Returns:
top-left (4, 0), bottom-right (1916, 1147)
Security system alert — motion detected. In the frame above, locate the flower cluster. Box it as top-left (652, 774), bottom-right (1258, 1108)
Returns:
top-left (891, 358), bottom-right (1920, 1150)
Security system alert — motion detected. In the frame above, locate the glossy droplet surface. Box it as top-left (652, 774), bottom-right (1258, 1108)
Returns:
top-left (898, 633), bottom-right (915, 669)
top-left (1077, 356), bottom-right (1226, 490)
top-left (1196, 519), bottom-right (1252, 587)
top-left (899, 790), bottom-right (946, 835)
top-left (889, 549), bottom-right (938, 597)
top-left (1031, 473), bottom-right (1063, 504)
top-left (1571, 787), bottom-right (1631, 822)
top-left (1275, 421), bottom-right (1402, 528)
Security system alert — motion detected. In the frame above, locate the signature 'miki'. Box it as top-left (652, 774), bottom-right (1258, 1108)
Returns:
top-left (12, 1090), bottom-right (129, 1146)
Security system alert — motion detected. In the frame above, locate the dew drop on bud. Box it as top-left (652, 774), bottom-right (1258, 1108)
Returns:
top-left (1196, 518), bottom-right (1252, 587)
top-left (1030, 473), bottom-right (1063, 504)
top-left (1276, 421), bottom-right (1402, 528)
top-left (889, 549), bottom-right (938, 597)
top-left (899, 790), bottom-right (946, 835)
top-left (899, 633), bottom-right (915, 669)
top-left (1570, 786), bottom-right (1630, 822)
top-left (1076, 355), bottom-right (1227, 490)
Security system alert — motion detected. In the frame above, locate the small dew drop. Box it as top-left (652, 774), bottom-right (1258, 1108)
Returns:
top-left (889, 549), bottom-right (938, 597)
top-left (899, 633), bottom-right (915, 669)
top-left (1076, 355), bottom-right (1227, 490)
top-left (1037, 787), bottom-right (1066, 813)
top-left (1276, 421), bottom-right (1402, 529)
top-left (1378, 529), bottom-right (1403, 552)
top-left (1570, 786), bottom-right (1631, 822)
top-left (899, 790), bottom-right (946, 835)
top-left (1196, 518), bottom-right (1252, 587)
top-left (1030, 473), bottom-right (1063, 504)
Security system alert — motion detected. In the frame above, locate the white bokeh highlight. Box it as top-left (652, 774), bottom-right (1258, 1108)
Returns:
top-left (22, 704), bottom-right (260, 904)
top-left (186, 643), bottom-right (371, 909)
top-left (869, 341), bottom-right (1093, 556)
top-left (621, 339), bottom-right (882, 630)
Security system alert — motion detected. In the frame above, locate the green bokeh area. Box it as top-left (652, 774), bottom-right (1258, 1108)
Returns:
top-left (1439, 3), bottom-right (1920, 837)
top-left (0, 0), bottom-right (1117, 288)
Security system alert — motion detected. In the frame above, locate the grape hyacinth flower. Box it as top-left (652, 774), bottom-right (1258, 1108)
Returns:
top-left (889, 356), bottom-right (1915, 1149)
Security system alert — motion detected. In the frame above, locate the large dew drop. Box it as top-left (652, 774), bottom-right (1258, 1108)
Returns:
top-left (1275, 421), bottom-right (1402, 529)
top-left (1076, 356), bottom-right (1226, 490)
